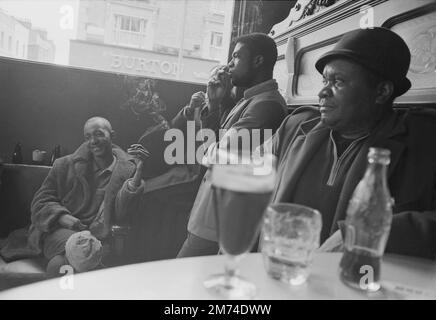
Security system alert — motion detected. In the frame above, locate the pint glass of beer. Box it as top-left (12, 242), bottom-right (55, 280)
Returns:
top-left (203, 149), bottom-right (276, 299)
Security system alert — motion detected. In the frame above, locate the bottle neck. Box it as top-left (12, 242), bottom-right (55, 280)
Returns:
top-left (363, 161), bottom-right (389, 190)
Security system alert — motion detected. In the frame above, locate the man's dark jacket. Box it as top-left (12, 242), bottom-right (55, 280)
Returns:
top-left (0, 143), bottom-right (135, 261)
top-left (268, 106), bottom-right (436, 259)
top-left (187, 79), bottom-right (288, 241)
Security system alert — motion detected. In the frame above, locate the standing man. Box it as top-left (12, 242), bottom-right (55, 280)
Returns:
top-left (177, 33), bottom-right (288, 258)
top-left (1, 117), bottom-right (136, 275)
top-left (265, 28), bottom-right (436, 259)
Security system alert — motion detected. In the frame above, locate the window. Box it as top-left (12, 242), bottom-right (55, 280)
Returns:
top-left (113, 14), bottom-right (148, 49)
top-left (116, 15), bottom-right (145, 34)
top-left (0, 0), bottom-right (235, 84)
top-left (131, 17), bottom-right (140, 32)
top-left (210, 31), bottom-right (223, 47)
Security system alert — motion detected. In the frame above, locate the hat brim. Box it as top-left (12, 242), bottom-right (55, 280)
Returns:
top-left (315, 49), bottom-right (411, 97)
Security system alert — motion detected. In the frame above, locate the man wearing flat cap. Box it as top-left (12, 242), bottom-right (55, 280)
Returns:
top-left (263, 27), bottom-right (436, 259)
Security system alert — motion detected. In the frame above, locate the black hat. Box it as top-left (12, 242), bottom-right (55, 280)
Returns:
top-left (315, 27), bottom-right (411, 97)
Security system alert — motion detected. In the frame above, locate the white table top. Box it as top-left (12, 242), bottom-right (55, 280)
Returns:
top-left (0, 253), bottom-right (435, 300)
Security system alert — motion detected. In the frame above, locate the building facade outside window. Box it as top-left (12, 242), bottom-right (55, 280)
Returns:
top-left (113, 14), bottom-right (148, 48)
top-left (0, 0), bottom-right (235, 85)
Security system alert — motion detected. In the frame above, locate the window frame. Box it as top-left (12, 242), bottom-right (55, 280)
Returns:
top-left (114, 14), bottom-right (147, 35)
top-left (210, 31), bottom-right (223, 48)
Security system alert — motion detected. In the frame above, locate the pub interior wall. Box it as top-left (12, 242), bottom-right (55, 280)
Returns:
top-left (0, 57), bottom-right (204, 163)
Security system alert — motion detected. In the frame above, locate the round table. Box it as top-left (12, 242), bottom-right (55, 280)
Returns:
top-left (0, 253), bottom-right (435, 299)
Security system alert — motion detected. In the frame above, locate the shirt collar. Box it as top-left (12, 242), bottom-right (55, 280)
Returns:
top-left (93, 154), bottom-right (116, 175)
top-left (243, 79), bottom-right (278, 100)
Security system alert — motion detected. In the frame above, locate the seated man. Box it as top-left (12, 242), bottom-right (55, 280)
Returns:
top-left (264, 27), bottom-right (436, 259)
top-left (113, 66), bottom-right (237, 263)
top-left (177, 33), bottom-right (288, 258)
top-left (1, 117), bottom-right (135, 276)
top-left (114, 131), bottom-right (202, 263)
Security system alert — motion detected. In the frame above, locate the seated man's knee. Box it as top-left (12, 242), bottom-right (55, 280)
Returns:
top-left (65, 231), bottom-right (103, 273)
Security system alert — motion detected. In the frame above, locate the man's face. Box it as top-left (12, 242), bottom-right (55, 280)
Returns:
top-left (227, 42), bottom-right (255, 87)
top-left (83, 120), bottom-right (113, 159)
top-left (318, 59), bottom-right (379, 132)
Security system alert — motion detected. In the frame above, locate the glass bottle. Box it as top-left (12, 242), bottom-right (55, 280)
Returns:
top-left (12, 142), bottom-right (23, 164)
top-left (339, 147), bottom-right (393, 292)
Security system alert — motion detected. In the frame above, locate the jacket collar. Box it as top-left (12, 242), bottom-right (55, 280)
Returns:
top-left (296, 109), bottom-right (407, 141)
top-left (243, 79), bottom-right (278, 100)
top-left (298, 116), bottom-right (326, 136)
top-left (221, 79), bottom-right (279, 129)
top-left (72, 142), bottom-right (133, 164)
top-left (93, 154), bottom-right (117, 175)
top-left (71, 143), bottom-right (134, 178)
top-left (272, 116), bottom-right (330, 203)
top-left (305, 110), bottom-right (408, 179)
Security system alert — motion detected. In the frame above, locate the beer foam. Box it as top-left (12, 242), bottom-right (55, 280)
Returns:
top-left (211, 153), bottom-right (276, 193)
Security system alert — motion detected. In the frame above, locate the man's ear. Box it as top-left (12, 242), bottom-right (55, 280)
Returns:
top-left (375, 81), bottom-right (394, 104)
top-left (110, 130), bottom-right (116, 140)
top-left (252, 55), bottom-right (264, 69)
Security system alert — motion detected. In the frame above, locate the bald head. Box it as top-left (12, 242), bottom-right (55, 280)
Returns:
top-left (84, 117), bottom-right (113, 133)
top-left (84, 117), bottom-right (114, 159)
